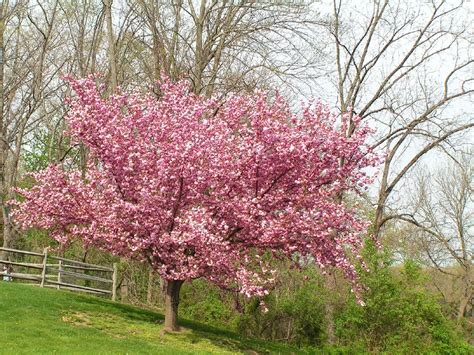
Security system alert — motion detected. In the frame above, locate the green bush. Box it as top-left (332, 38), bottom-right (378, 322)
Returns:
top-left (180, 279), bottom-right (240, 330)
top-left (179, 266), bottom-right (327, 347)
top-left (335, 240), bottom-right (472, 354)
top-left (237, 267), bottom-right (326, 347)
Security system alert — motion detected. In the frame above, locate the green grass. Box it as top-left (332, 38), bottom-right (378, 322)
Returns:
top-left (0, 282), bottom-right (311, 354)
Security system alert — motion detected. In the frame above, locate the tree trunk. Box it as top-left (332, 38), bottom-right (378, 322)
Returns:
top-left (164, 279), bottom-right (184, 332)
top-left (458, 264), bottom-right (472, 320)
top-left (373, 192), bottom-right (387, 239)
top-left (0, 2), bottom-right (7, 263)
top-left (159, 277), bottom-right (167, 307)
top-left (146, 268), bottom-right (154, 305)
top-left (104, 0), bottom-right (117, 92)
top-left (324, 272), bottom-right (336, 344)
top-left (1, 205), bottom-right (12, 260)
top-left (120, 276), bottom-right (129, 302)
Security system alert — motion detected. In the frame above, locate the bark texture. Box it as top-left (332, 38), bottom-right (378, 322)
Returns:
top-left (164, 279), bottom-right (184, 332)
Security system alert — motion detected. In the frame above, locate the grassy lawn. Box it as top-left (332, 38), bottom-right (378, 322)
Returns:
top-left (0, 282), bottom-right (311, 354)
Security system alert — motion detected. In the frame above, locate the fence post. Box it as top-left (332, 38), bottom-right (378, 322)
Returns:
top-left (57, 260), bottom-right (62, 290)
top-left (112, 262), bottom-right (118, 301)
top-left (40, 248), bottom-right (48, 287)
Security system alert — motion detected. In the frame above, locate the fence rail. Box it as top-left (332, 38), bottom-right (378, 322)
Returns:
top-left (49, 255), bottom-right (114, 272)
top-left (0, 247), bottom-right (117, 301)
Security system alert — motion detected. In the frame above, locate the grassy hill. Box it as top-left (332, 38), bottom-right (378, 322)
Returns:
top-left (0, 282), bottom-right (309, 354)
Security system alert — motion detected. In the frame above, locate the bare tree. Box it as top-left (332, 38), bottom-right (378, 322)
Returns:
top-left (319, 0), bottom-right (473, 238)
top-left (309, 0), bottom-right (474, 342)
top-left (130, 0), bottom-right (322, 96)
top-left (58, 0), bottom-right (105, 77)
top-left (0, 0), bottom-right (60, 259)
top-left (401, 151), bottom-right (473, 319)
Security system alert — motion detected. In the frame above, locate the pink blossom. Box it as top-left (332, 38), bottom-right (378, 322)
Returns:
top-left (13, 76), bottom-right (378, 297)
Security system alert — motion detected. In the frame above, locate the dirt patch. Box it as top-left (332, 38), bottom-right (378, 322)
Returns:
top-left (62, 311), bottom-right (92, 326)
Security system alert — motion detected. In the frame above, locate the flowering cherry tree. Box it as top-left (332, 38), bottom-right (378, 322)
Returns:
top-left (14, 76), bottom-right (377, 331)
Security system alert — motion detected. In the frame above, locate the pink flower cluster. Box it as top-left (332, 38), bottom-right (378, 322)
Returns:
top-left (14, 76), bottom-right (377, 297)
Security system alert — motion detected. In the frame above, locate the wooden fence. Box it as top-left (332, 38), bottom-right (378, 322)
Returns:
top-left (0, 247), bottom-right (117, 301)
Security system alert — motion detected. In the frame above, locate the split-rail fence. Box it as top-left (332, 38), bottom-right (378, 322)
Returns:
top-left (0, 247), bottom-right (117, 301)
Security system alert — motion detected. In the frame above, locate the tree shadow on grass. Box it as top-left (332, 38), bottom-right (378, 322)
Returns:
top-left (176, 318), bottom-right (308, 354)
top-left (56, 288), bottom-right (310, 354)
top-left (67, 291), bottom-right (164, 323)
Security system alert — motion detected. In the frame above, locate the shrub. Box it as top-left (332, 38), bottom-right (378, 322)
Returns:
top-left (237, 267), bottom-right (326, 347)
top-left (335, 240), bottom-right (472, 353)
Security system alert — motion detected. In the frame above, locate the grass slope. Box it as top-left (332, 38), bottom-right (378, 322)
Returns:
top-left (0, 282), bottom-right (307, 354)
